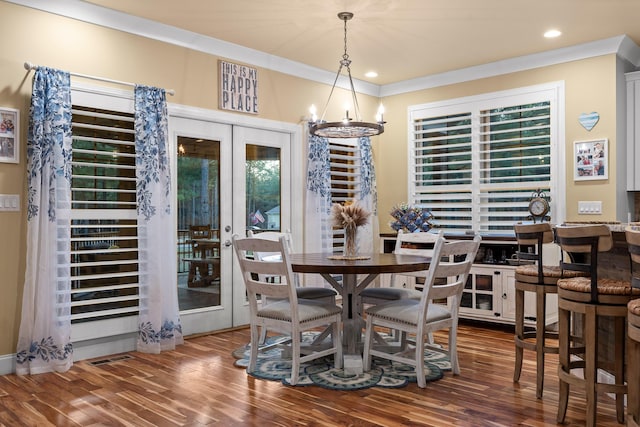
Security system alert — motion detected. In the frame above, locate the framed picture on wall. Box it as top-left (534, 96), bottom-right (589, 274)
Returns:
top-left (0, 107), bottom-right (19, 164)
top-left (574, 138), bottom-right (607, 181)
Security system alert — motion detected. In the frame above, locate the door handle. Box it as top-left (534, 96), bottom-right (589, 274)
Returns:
top-left (224, 239), bottom-right (232, 247)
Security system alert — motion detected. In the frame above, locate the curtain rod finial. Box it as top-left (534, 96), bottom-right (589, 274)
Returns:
top-left (24, 62), bottom-right (35, 71)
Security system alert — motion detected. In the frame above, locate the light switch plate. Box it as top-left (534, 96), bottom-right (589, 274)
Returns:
top-left (578, 201), bottom-right (602, 215)
top-left (0, 194), bottom-right (20, 212)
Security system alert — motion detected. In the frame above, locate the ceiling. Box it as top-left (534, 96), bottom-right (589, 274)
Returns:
top-left (69, 1), bottom-right (640, 85)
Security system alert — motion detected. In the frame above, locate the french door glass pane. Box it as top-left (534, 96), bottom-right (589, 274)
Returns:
top-left (246, 144), bottom-right (281, 232)
top-left (176, 136), bottom-right (221, 310)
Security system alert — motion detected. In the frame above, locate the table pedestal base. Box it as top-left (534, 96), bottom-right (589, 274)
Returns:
top-left (344, 354), bottom-right (364, 375)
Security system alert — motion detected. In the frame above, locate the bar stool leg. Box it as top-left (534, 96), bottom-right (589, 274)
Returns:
top-left (629, 328), bottom-right (640, 427)
top-left (514, 285), bottom-right (525, 383)
top-left (557, 304), bottom-right (570, 424)
top-left (535, 287), bottom-right (546, 399)
top-left (584, 306), bottom-right (597, 427)
top-left (614, 316), bottom-right (625, 423)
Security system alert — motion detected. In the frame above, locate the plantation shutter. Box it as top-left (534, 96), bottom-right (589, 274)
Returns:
top-left (411, 112), bottom-right (473, 232)
top-left (409, 84), bottom-right (559, 234)
top-left (70, 105), bottom-right (140, 323)
top-left (477, 102), bottom-right (551, 232)
top-left (329, 140), bottom-right (360, 251)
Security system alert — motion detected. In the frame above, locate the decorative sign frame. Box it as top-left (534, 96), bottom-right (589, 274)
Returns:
top-left (0, 107), bottom-right (19, 164)
top-left (219, 60), bottom-right (258, 115)
top-left (574, 138), bottom-right (607, 181)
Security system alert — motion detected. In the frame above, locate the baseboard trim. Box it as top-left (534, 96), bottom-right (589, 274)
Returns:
top-left (0, 354), bottom-right (15, 375)
top-left (0, 333), bottom-right (138, 375)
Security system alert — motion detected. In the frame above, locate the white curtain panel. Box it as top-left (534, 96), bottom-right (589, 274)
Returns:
top-left (134, 85), bottom-right (183, 353)
top-left (356, 136), bottom-right (379, 254)
top-left (303, 135), bottom-right (379, 263)
top-left (16, 67), bottom-right (74, 374)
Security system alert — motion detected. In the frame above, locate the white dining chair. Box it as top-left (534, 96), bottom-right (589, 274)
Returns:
top-left (362, 234), bottom-right (480, 388)
top-left (247, 230), bottom-right (338, 344)
top-left (359, 229), bottom-right (444, 305)
top-left (233, 235), bottom-right (343, 385)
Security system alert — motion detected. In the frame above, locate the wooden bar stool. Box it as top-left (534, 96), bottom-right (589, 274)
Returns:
top-left (629, 299), bottom-right (640, 427)
top-left (626, 226), bottom-right (640, 427)
top-left (512, 222), bottom-right (586, 399)
top-left (555, 225), bottom-right (640, 426)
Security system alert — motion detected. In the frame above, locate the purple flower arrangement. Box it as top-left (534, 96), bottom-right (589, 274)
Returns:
top-left (389, 203), bottom-right (434, 232)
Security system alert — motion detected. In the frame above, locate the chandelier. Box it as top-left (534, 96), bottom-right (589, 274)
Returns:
top-left (308, 12), bottom-right (385, 139)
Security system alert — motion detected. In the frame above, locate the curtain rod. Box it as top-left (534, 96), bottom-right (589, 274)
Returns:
top-left (23, 62), bottom-right (175, 96)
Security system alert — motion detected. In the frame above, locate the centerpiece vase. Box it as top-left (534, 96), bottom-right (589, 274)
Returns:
top-left (344, 224), bottom-right (357, 258)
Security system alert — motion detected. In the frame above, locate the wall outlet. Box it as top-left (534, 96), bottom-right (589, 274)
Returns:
top-left (578, 201), bottom-right (602, 215)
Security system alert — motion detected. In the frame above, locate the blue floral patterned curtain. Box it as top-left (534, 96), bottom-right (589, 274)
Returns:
top-left (357, 136), bottom-right (379, 253)
top-left (304, 135), bottom-right (333, 254)
top-left (16, 67), bottom-right (73, 374)
top-left (134, 85), bottom-right (183, 353)
top-left (304, 135), bottom-right (378, 255)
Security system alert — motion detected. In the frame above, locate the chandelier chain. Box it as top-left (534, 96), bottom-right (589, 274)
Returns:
top-left (343, 16), bottom-right (349, 62)
top-left (307, 11), bottom-right (385, 139)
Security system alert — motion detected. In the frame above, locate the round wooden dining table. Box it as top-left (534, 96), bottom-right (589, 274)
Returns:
top-left (288, 252), bottom-right (430, 355)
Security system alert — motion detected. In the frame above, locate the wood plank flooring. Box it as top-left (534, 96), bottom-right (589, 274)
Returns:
top-left (0, 321), bottom-right (626, 426)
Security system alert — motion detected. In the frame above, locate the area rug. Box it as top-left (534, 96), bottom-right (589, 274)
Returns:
top-left (232, 332), bottom-right (451, 390)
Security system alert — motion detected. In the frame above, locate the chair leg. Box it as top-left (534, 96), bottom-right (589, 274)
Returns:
top-left (333, 320), bottom-right (343, 369)
top-left (449, 322), bottom-right (460, 375)
top-left (363, 316), bottom-right (374, 371)
top-left (415, 332), bottom-right (426, 389)
top-left (513, 286), bottom-right (525, 383)
top-left (557, 305), bottom-right (570, 424)
top-left (258, 326), bottom-right (267, 344)
top-left (290, 330), bottom-right (301, 386)
top-left (248, 323), bottom-right (260, 373)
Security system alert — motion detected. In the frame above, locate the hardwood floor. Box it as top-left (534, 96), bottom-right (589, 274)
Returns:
top-left (0, 321), bottom-right (625, 426)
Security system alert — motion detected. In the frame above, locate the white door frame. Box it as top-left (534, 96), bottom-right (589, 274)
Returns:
top-left (168, 104), bottom-right (304, 333)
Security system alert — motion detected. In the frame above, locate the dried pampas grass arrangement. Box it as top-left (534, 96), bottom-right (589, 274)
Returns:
top-left (331, 200), bottom-right (371, 229)
top-left (331, 200), bottom-right (370, 258)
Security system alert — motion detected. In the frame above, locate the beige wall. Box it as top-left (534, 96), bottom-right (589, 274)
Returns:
top-left (0, 2), bottom-right (381, 356)
top-left (0, 1), bottom-right (622, 357)
top-left (375, 55), bottom-right (618, 232)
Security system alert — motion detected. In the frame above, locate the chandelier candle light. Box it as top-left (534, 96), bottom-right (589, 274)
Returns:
top-left (331, 200), bottom-right (371, 259)
top-left (308, 12), bottom-right (385, 139)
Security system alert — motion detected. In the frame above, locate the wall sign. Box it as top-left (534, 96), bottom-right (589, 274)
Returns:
top-left (219, 60), bottom-right (258, 114)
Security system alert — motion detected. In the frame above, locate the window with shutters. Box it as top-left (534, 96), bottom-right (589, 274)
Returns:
top-left (329, 139), bottom-right (360, 252)
top-left (70, 104), bottom-right (140, 324)
top-left (408, 83), bottom-right (563, 234)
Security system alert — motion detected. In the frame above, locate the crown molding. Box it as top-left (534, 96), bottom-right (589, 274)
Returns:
top-left (7, 0), bottom-right (640, 99)
top-left (382, 35), bottom-right (640, 97)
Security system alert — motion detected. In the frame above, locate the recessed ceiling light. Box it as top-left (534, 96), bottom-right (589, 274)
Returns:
top-left (544, 29), bottom-right (562, 38)
top-left (365, 71), bottom-right (378, 78)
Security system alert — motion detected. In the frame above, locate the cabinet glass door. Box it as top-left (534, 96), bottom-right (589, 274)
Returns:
top-left (461, 269), bottom-right (494, 312)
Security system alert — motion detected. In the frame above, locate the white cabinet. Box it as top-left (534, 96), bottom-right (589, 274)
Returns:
top-left (379, 234), bottom-right (558, 327)
top-left (627, 71), bottom-right (640, 191)
top-left (460, 265), bottom-right (556, 326)
top-left (459, 265), bottom-right (525, 324)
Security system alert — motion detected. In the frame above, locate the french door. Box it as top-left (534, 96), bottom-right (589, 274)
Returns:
top-left (170, 115), bottom-right (291, 335)
top-left (231, 126), bottom-right (291, 327)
